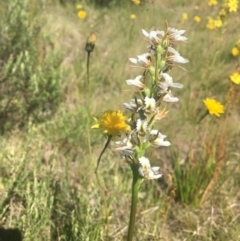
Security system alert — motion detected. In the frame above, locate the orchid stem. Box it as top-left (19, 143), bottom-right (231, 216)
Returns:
top-left (127, 165), bottom-right (142, 241)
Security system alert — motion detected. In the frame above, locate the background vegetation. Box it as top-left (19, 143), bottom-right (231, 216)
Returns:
top-left (0, 0), bottom-right (239, 240)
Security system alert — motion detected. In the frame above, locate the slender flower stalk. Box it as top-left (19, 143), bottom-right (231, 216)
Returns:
top-left (85, 32), bottom-right (97, 165)
top-left (92, 24), bottom-right (188, 240)
top-left (127, 163), bottom-right (143, 241)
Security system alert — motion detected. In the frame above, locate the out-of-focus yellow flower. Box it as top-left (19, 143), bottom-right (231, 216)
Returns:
top-left (219, 8), bottom-right (227, 17)
top-left (214, 18), bottom-right (223, 27)
top-left (229, 72), bottom-right (240, 84)
top-left (194, 16), bottom-right (201, 22)
top-left (232, 47), bottom-right (240, 56)
top-left (182, 13), bottom-right (188, 21)
top-left (236, 39), bottom-right (240, 48)
top-left (195, 5), bottom-right (199, 9)
top-left (208, 0), bottom-right (218, 6)
top-left (228, 0), bottom-right (239, 12)
top-left (76, 4), bottom-right (82, 9)
top-left (78, 10), bottom-right (87, 19)
top-left (85, 32), bottom-right (97, 53)
top-left (203, 98), bottom-right (224, 117)
top-left (132, 0), bottom-right (141, 4)
top-left (194, 16), bottom-right (201, 23)
top-left (91, 110), bottom-right (130, 137)
top-left (206, 17), bottom-right (222, 29)
top-left (206, 17), bottom-right (215, 29)
top-left (130, 14), bottom-right (136, 19)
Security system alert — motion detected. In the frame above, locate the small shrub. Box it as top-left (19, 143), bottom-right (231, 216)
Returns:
top-left (0, 0), bottom-right (63, 134)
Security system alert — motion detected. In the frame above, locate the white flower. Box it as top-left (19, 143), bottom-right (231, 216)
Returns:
top-left (167, 27), bottom-right (187, 43)
top-left (126, 75), bottom-right (145, 88)
top-left (129, 53), bottom-right (151, 68)
top-left (150, 130), bottom-right (171, 147)
top-left (162, 92), bottom-right (179, 102)
top-left (142, 29), bottom-right (164, 44)
top-left (123, 98), bottom-right (143, 112)
top-left (159, 72), bottom-right (183, 89)
top-left (144, 96), bottom-right (156, 111)
top-left (168, 46), bottom-right (180, 56)
top-left (136, 119), bottom-right (148, 133)
top-left (115, 136), bottom-right (134, 152)
top-left (167, 47), bottom-right (189, 64)
top-left (138, 156), bottom-right (162, 180)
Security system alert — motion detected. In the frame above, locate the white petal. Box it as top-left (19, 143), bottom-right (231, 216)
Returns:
top-left (142, 29), bottom-right (149, 37)
top-left (129, 58), bottom-right (138, 64)
top-left (171, 83), bottom-right (184, 88)
top-left (163, 94), bottom-right (179, 102)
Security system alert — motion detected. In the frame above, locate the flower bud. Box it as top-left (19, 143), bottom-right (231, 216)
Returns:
top-left (158, 60), bottom-right (166, 70)
top-left (85, 32), bottom-right (97, 53)
top-left (144, 87), bottom-right (151, 97)
top-left (156, 45), bottom-right (163, 55)
top-left (149, 66), bottom-right (155, 76)
top-left (161, 39), bottom-right (168, 48)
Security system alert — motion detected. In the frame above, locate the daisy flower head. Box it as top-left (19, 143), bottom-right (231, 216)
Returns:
top-left (182, 13), bottom-right (188, 21)
top-left (236, 39), bottom-right (240, 48)
top-left (78, 10), bottom-right (87, 19)
top-left (206, 17), bottom-right (215, 29)
top-left (229, 72), bottom-right (240, 84)
top-left (228, 0), bottom-right (239, 12)
top-left (219, 8), bottom-right (227, 18)
top-left (194, 16), bottom-right (201, 23)
top-left (208, 0), bottom-right (218, 6)
top-left (203, 98), bottom-right (224, 117)
top-left (132, 0), bottom-right (140, 5)
top-left (231, 47), bottom-right (239, 56)
top-left (130, 14), bottom-right (136, 19)
top-left (76, 4), bottom-right (83, 9)
top-left (92, 110), bottom-right (130, 137)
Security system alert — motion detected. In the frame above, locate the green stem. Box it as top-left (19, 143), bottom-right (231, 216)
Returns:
top-left (86, 51), bottom-right (92, 160)
top-left (127, 166), bottom-right (142, 241)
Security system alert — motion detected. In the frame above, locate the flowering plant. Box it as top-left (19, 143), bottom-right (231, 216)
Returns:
top-left (92, 25), bottom-right (188, 240)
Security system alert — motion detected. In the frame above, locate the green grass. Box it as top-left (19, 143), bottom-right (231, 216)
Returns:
top-left (0, 0), bottom-right (240, 240)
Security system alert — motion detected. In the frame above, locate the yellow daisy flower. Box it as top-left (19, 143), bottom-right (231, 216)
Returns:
top-left (214, 18), bottom-right (223, 28)
top-left (236, 39), bottom-right (240, 48)
top-left (208, 0), bottom-right (218, 6)
top-left (132, 0), bottom-right (141, 4)
top-left (219, 8), bottom-right (226, 17)
top-left (92, 110), bottom-right (130, 137)
top-left (206, 17), bottom-right (215, 29)
top-left (229, 72), bottom-right (240, 84)
top-left (194, 16), bottom-right (201, 22)
top-left (78, 11), bottom-right (87, 19)
top-left (203, 98), bottom-right (224, 117)
top-left (232, 47), bottom-right (240, 56)
top-left (182, 13), bottom-right (188, 21)
top-left (228, 0), bottom-right (239, 12)
top-left (130, 14), bottom-right (136, 19)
